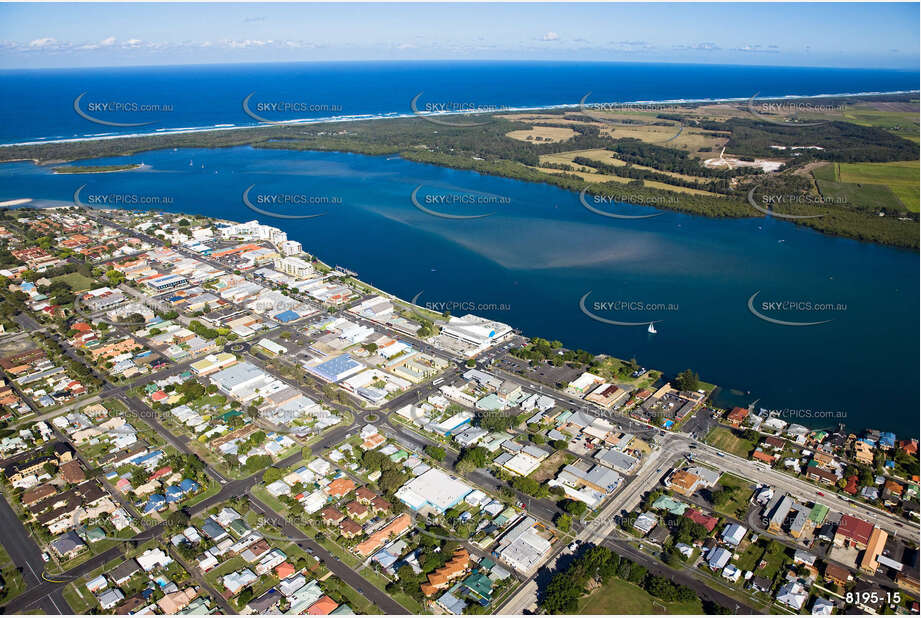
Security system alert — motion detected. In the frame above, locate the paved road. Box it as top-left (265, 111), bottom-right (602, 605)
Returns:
top-left (246, 494), bottom-right (409, 614)
top-left (678, 437), bottom-right (917, 542)
top-left (2, 522), bottom-right (166, 614)
top-left (603, 537), bottom-right (761, 614)
top-left (0, 489), bottom-right (71, 615)
top-left (498, 435), bottom-right (685, 614)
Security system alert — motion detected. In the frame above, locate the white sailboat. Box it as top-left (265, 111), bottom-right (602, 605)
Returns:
top-left (647, 322), bottom-right (657, 334)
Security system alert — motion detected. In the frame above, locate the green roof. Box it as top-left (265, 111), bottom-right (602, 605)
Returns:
top-left (478, 557), bottom-right (496, 571)
top-left (652, 495), bottom-right (687, 515)
top-left (220, 409), bottom-right (243, 422)
top-left (462, 572), bottom-right (493, 599)
top-left (228, 518), bottom-right (250, 536)
top-left (330, 605), bottom-right (355, 615)
top-left (808, 503), bottom-right (829, 524)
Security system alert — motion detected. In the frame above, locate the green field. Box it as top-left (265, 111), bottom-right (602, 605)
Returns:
top-left (578, 578), bottom-right (703, 614)
top-left (51, 272), bottom-right (97, 292)
top-left (713, 474), bottom-right (756, 519)
top-left (839, 161), bottom-right (920, 212)
top-left (814, 161), bottom-right (919, 212)
top-left (843, 107), bottom-right (921, 143)
top-left (706, 426), bottom-right (755, 458)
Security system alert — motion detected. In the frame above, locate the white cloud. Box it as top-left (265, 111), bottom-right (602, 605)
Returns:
top-left (100, 36), bottom-right (116, 47)
top-left (542, 32), bottom-right (559, 42)
top-left (28, 37), bottom-right (56, 48)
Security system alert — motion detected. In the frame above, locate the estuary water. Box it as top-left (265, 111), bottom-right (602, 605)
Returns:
top-left (1, 145), bottom-right (917, 433)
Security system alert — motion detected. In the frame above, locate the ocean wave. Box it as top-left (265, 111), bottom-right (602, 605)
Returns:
top-left (1, 88), bottom-right (917, 148)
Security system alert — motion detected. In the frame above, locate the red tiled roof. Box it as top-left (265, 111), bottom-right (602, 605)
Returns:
top-left (684, 508), bottom-right (718, 532)
top-left (837, 514), bottom-right (873, 545)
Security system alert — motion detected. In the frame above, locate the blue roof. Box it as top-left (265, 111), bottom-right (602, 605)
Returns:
top-left (144, 494), bottom-right (166, 513)
top-left (879, 433), bottom-right (896, 446)
top-left (274, 310), bottom-right (300, 323)
top-left (372, 551), bottom-right (398, 569)
top-left (313, 354), bottom-right (360, 381)
top-left (131, 450), bottom-right (164, 465)
top-left (180, 478), bottom-right (200, 492)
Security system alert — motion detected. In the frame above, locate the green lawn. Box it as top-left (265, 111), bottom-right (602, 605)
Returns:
top-left (0, 541), bottom-right (26, 604)
top-left (51, 272), bottom-right (97, 293)
top-left (734, 540), bottom-right (789, 587)
top-left (706, 426), bottom-right (755, 458)
top-left (712, 474), bottom-right (755, 519)
top-left (358, 567), bottom-right (422, 613)
top-left (62, 581), bottom-right (97, 615)
top-left (578, 578), bottom-right (703, 614)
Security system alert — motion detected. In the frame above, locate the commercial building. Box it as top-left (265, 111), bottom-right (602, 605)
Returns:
top-left (273, 256), bottom-right (314, 279)
top-left (394, 468), bottom-right (473, 515)
top-left (440, 315), bottom-right (512, 355)
top-left (834, 515), bottom-right (874, 549)
top-left (494, 516), bottom-right (553, 575)
top-left (309, 355), bottom-right (364, 383)
top-left (860, 527), bottom-right (889, 574)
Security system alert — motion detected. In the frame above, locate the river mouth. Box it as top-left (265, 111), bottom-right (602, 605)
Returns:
top-left (1, 145), bottom-right (917, 432)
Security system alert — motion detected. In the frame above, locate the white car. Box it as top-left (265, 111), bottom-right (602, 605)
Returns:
top-left (41, 552), bottom-right (50, 562)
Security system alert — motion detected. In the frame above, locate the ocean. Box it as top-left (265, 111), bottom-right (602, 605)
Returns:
top-left (0, 60), bottom-right (918, 144)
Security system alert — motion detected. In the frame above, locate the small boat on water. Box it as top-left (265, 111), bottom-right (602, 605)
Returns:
top-left (647, 322), bottom-right (657, 334)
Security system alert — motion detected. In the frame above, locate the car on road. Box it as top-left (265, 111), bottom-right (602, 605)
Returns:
top-left (817, 491), bottom-right (824, 497)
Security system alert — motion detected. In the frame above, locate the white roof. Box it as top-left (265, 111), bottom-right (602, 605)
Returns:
top-left (395, 468), bottom-right (472, 513)
top-left (503, 452), bottom-right (542, 477)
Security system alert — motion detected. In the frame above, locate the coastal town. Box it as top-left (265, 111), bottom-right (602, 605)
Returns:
top-left (0, 205), bottom-right (917, 617)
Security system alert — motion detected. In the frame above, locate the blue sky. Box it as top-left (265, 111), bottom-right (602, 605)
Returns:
top-left (0, 3), bottom-right (918, 70)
